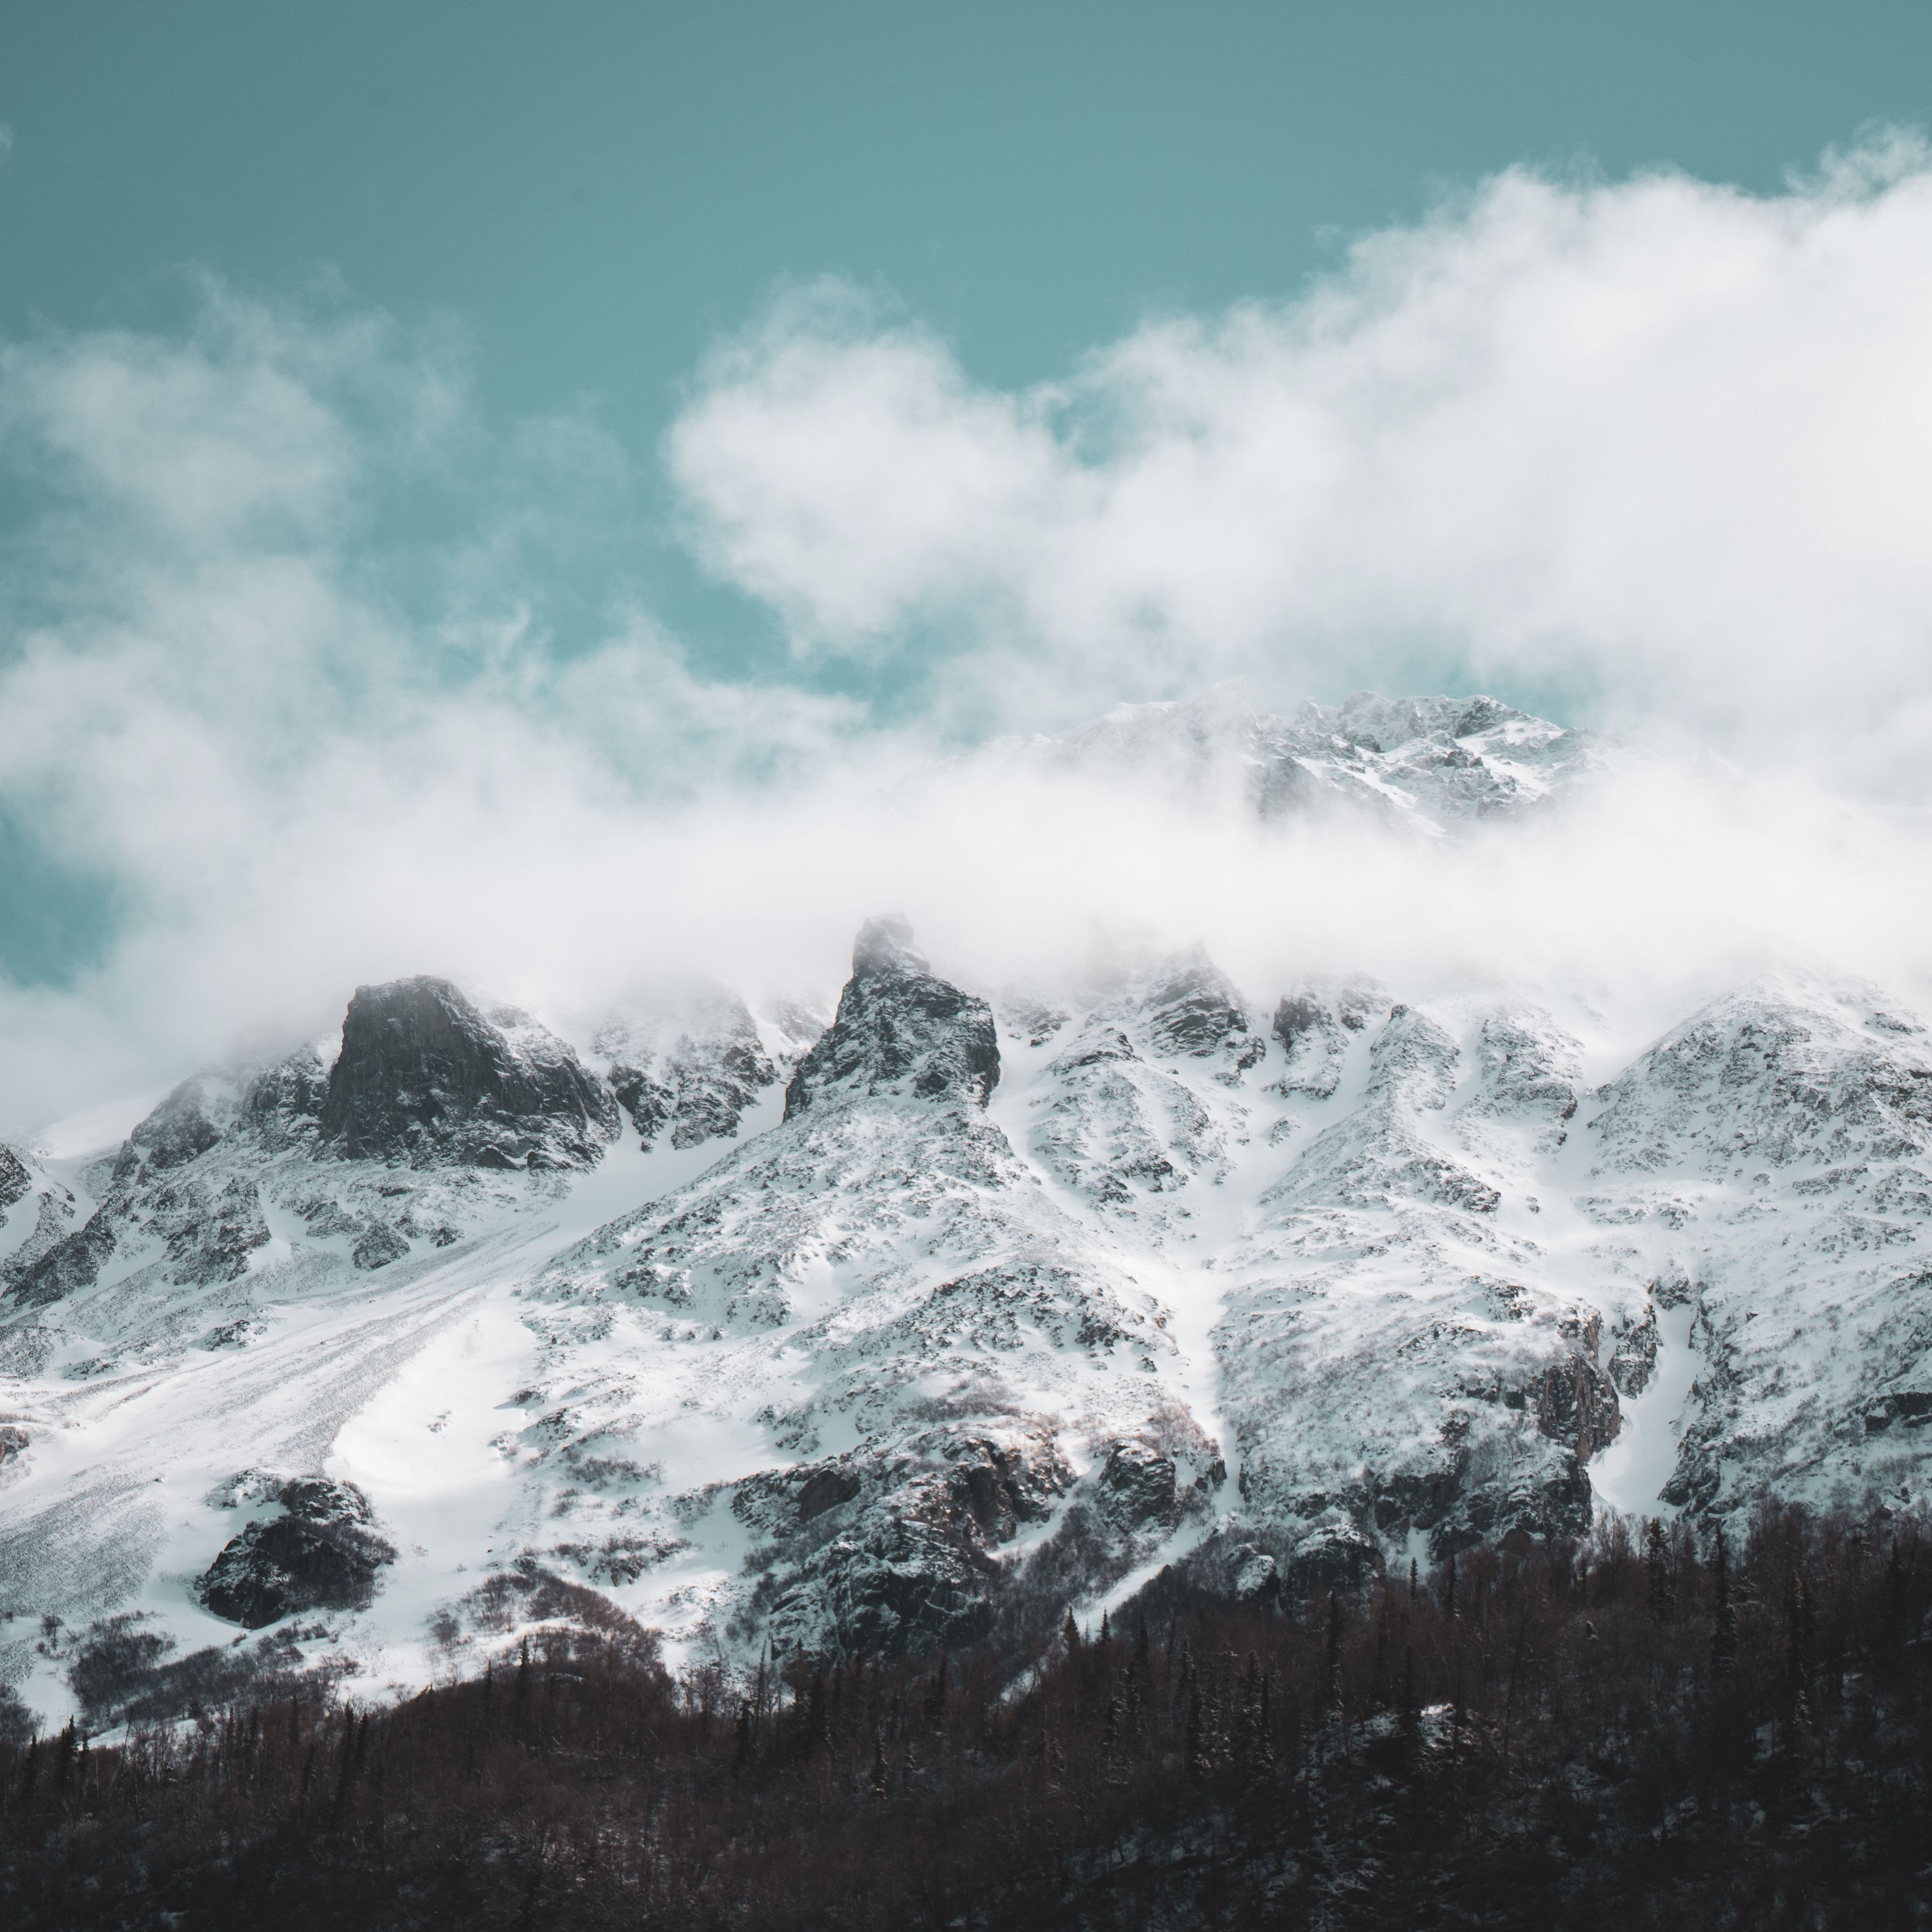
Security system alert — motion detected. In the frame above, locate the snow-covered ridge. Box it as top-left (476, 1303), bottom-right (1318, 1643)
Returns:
top-left (0, 697), bottom-right (1924, 1737)
top-left (965, 685), bottom-right (1601, 835)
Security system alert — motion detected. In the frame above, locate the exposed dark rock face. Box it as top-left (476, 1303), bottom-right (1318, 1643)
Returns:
top-left (1863, 1389), bottom-right (1932, 1434)
top-left (350, 1223), bottom-right (409, 1271)
top-left (794, 1465), bottom-right (861, 1521)
top-left (723, 1435), bottom-right (1075, 1659)
top-left (125, 1077), bottom-right (233, 1174)
top-left (783, 916), bottom-right (999, 1119)
top-left (152, 1172), bottom-right (272, 1285)
top-left (0, 1144), bottom-right (29, 1211)
top-left (1139, 949), bottom-right (1258, 1066)
top-left (197, 1478), bottom-right (397, 1629)
top-left (1533, 1354), bottom-right (1623, 1460)
top-left (7, 1209), bottom-right (117, 1309)
top-left (1271, 979), bottom-right (1388, 1098)
top-left (1094, 1442), bottom-right (1181, 1533)
top-left (1608, 1306), bottom-right (1659, 1397)
top-left (240, 1046), bottom-right (331, 1151)
top-left (319, 976), bottom-right (616, 1169)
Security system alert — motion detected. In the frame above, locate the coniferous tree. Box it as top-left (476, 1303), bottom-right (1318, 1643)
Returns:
top-left (1786, 1567), bottom-right (1818, 1742)
top-left (1710, 1526), bottom-right (1738, 1676)
top-left (1645, 1517), bottom-right (1676, 1620)
top-left (1323, 1594), bottom-right (1344, 1723)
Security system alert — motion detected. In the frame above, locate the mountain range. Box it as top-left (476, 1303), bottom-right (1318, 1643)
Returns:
top-left (3, 690), bottom-right (1926, 1734)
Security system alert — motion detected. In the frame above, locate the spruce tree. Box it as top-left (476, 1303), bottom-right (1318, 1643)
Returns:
top-left (1324, 1593), bottom-right (1344, 1722)
top-left (1645, 1517), bottom-right (1676, 1620)
top-left (1710, 1526), bottom-right (1738, 1676)
top-left (1786, 1568), bottom-right (1817, 1742)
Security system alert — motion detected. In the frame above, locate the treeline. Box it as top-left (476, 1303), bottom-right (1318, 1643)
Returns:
top-left (1, 1503), bottom-right (1927, 1930)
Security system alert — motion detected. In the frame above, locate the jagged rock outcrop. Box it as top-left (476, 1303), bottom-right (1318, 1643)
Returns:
top-left (783, 916), bottom-right (999, 1118)
top-left (197, 1477), bottom-right (397, 1628)
top-left (0, 1145), bottom-right (30, 1212)
top-left (240, 1044), bottom-right (332, 1151)
top-left (122, 1075), bottom-right (236, 1175)
top-left (320, 976), bottom-right (617, 1169)
top-left (1271, 978), bottom-right (1388, 1100)
top-left (8, 1208), bottom-right (118, 1309)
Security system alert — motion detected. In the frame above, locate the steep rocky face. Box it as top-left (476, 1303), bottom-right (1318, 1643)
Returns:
top-left (0, 1145), bottom-right (30, 1212)
top-left (123, 1076), bottom-right (238, 1175)
top-left (783, 916), bottom-right (1000, 1118)
top-left (7, 1209), bottom-right (118, 1310)
top-left (595, 987), bottom-right (778, 1151)
top-left (239, 1045), bottom-right (332, 1152)
top-left (320, 977), bottom-right (617, 1169)
top-left (2, 986), bottom-right (622, 1333)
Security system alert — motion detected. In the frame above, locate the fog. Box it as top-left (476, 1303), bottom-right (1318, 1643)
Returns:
top-left (4, 141), bottom-right (1932, 1129)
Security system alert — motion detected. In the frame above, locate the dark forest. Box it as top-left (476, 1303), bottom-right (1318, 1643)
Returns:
top-left (2, 1504), bottom-right (1927, 1930)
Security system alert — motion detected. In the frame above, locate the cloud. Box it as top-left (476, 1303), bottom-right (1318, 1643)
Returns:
top-left (0, 124), bottom-right (14, 166)
top-left (669, 137), bottom-right (1932, 785)
top-left (8, 145), bottom-right (1932, 1130)
top-left (0, 290), bottom-right (889, 1120)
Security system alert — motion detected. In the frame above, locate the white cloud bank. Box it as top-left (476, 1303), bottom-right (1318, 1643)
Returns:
top-left (6, 143), bottom-right (1932, 1124)
top-left (672, 136), bottom-right (1932, 782)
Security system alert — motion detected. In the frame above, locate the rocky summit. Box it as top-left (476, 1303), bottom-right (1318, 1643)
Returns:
top-left (0, 694), bottom-right (1927, 1736)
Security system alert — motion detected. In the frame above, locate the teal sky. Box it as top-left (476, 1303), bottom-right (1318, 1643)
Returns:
top-left (6, 1), bottom-right (1929, 638)
top-left (7, 2), bottom-right (1928, 416)
top-left (2, 2), bottom-right (1931, 995)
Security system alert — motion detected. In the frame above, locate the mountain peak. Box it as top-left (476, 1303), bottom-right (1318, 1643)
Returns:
top-left (785, 919), bottom-right (997, 1118)
top-left (319, 975), bottom-right (616, 1169)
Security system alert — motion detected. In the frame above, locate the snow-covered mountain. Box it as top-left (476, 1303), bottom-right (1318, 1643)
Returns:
top-left (1, 693), bottom-right (1925, 1733)
top-left (967, 683), bottom-right (1602, 834)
